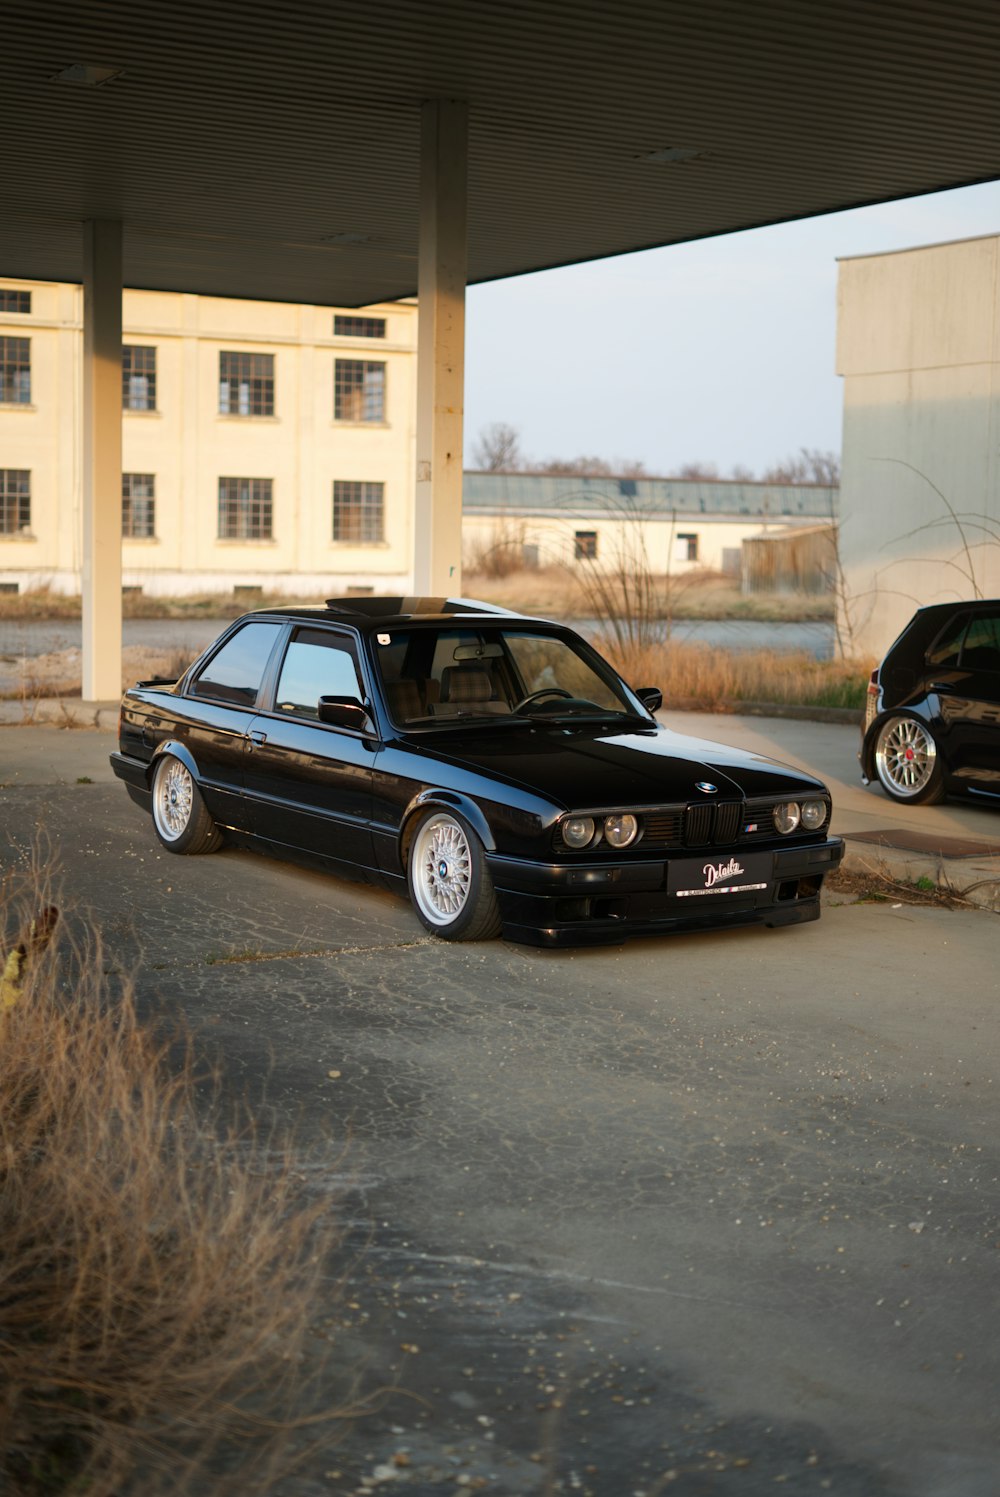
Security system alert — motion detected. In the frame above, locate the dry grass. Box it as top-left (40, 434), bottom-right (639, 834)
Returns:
top-left (599, 636), bottom-right (874, 712)
top-left (466, 565), bottom-right (834, 622)
top-left (0, 586), bottom-right (329, 622)
top-left (0, 858), bottom-right (347, 1495)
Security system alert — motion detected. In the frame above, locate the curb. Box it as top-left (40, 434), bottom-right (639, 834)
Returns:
top-left (839, 840), bottom-right (1000, 915)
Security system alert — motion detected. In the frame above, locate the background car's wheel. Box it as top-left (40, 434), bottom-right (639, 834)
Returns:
top-left (151, 754), bottom-right (224, 853)
top-left (873, 715), bottom-right (945, 804)
top-left (407, 810), bottom-right (502, 941)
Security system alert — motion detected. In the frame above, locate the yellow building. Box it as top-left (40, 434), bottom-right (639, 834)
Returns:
top-left (0, 278), bottom-right (417, 596)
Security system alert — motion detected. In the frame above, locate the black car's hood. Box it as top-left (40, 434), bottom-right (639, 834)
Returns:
top-left (407, 721), bottom-right (825, 809)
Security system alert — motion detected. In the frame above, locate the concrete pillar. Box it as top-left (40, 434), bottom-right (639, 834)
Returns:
top-left (414, 99), bottom-right (468, 596)
top-left (82, 219), bottom-right (123, 701)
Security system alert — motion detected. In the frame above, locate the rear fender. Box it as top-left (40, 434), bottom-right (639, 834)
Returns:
top-left (149, 739), bottom-right (202, 787)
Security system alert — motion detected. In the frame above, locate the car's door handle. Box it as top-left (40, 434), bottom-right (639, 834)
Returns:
top-left (247, 729), bottom-right (267, 749)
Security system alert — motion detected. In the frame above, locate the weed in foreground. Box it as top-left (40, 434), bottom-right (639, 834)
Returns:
top-left (0, 862), bottom-right (350, 1495)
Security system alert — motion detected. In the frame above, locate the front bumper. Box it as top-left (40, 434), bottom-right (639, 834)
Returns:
top-left (487, 837), bottom-right (844, 947)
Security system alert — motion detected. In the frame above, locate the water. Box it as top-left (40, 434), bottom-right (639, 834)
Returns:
top-left (1, 615), bottom-right (836, 661)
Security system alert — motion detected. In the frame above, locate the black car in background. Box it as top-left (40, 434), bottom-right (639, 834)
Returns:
top-left (861, 599), bottom-right (1000, 805)
top-left (111, 597), bottom-right (843, 947)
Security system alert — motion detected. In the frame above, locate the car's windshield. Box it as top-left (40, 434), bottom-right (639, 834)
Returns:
top-left (372, 625), bottom-right (642, 728)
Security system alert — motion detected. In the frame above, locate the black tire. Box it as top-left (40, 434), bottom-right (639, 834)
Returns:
top-left (151, 754), bottom-right (224, 853)
top-left (873, 714), bottom-right (946, 804)
top-left (406, 809), bottom-right (502, 941)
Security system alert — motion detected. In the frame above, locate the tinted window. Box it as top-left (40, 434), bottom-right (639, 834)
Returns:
top-left (960, 614), bottom-right (1000, 672)
top-left (193, 622), bottom-right (282, 705)
top-left (275, 629), bottom-right (362, 719)
top-left (927, 615), bottom-right (968, 669)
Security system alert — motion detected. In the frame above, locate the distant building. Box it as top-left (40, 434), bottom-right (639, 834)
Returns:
top-left (462, 471), bottom-right (837, 583)
top-left (838, 233), bottom-right (1000, 655)
top-left (0, 278), bottom-right (417, 596)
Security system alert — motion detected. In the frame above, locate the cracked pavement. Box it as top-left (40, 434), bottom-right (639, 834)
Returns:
top-left (1, 726), bottom-right (999, 1496)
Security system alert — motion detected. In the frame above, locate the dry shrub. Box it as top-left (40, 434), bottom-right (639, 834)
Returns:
top-left (0, 861), bottom-right (345, 1495)
top-left (598, 637), bottom-right (874, 712)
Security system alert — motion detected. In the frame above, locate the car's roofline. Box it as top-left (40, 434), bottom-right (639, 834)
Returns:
top-left (239, 596), bottom-right (562, 631)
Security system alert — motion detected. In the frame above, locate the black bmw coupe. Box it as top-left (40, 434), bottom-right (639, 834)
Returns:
top-left (111, 597), bottom-right (843, 946)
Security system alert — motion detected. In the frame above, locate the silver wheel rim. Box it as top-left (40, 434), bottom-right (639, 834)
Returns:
top-left (411, 814), bottom-right (472, 927)
top-left (875, 718), bottom-right (936, 798)
top-left (153, 757), bottom-right (194, 840)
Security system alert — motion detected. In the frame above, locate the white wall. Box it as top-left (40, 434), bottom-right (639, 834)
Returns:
top-left (837, 235), bottom-right (1000, 656)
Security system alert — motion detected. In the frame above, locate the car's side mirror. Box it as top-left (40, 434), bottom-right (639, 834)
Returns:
top-left (635, 686), bottom-right (663, 714)
top-left (318, 695), bottom-right (375, 733)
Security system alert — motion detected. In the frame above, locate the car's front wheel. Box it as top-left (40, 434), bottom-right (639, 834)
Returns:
top-left (407, 810), bottom-right (502, 941)
top-left (873, 714), bottom-right (945, 804)
top-left (151, 754), bottom-right (224, 853)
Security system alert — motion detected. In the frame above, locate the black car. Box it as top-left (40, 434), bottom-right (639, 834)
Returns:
top-left (860, 600), bottom-right (1000, 806)
top-left (110, 597), bottom-right (843, 947)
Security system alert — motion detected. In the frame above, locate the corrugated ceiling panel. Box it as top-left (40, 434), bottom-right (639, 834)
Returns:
top-left (1, 0), bottom-right (998, 303)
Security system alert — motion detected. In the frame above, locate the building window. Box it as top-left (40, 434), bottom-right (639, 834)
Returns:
top-left (219, 352), bottom-right (274, 416)
top-left (333, 480), bottom-right (384, 543)
top-left (676, 532), bottom-right (699, 562)
top-left (122, 473), bottom-right (156, 538)
top-left (0, 469), bottom-right (30, 533)
top-left (334, 360), bottom-right (385, 422)
top-left (0, 290), bottom-right (31, 315)
top-left (333, 315), bottom-right (386, 339)
top-left (0, 337), bottom-right (30, 404)
top-left (123, 346), bottom-right (157, 411)
top-left (218, 477), bottom-right (273, 540)
top-left (574, 530), bottom-right (598, 561)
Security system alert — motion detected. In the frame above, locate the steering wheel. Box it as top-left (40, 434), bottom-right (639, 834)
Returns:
top-left (513, 687), bottom-right (574, 712)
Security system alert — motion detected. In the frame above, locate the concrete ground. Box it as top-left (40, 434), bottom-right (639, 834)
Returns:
top-left (1, 719), bottom-right (998, 1496)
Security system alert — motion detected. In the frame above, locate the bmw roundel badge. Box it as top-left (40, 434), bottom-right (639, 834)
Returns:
top-left (695, 781), bottom-right (718, 794)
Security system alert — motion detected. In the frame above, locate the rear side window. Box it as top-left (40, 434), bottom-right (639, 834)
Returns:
top-left (192, 621), bottom-right (282, 706)
top-left (960, 613), bottom-right (1000, 672)
top-left (926, 615), bottom-right (968, 669)
top-left (274, 628), bottom-right (363, 719)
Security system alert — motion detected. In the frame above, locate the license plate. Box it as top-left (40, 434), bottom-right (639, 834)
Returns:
top-left (667, 852), bottom-right (772, 899)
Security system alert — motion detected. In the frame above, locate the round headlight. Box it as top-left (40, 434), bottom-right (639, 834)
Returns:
top-left (772, 802), bottom-right (801, 835)
top-left (801, 799), bottom-right (826, 831)
top-left (562, 815), bottom-right (596, 848)
top-left (604, 813), bottom-right (638, 848)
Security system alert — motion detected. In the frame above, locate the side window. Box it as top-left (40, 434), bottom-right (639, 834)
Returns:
top-left (959, 614), bottom-right (1000, 672)
top-left (192, 621), bottom-right (282, 706)
top-left (274, 628), bottom-right (363, 719)
top-left (926, 615), bottom-right (968, 670)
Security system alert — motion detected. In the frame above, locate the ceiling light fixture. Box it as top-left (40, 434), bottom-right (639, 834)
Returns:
top-left (321, 232), bottom-right (376, 246)
top-left (52, 63), bottom-right (125, 87)
top-left (638, 146), bottom-right (705, 164)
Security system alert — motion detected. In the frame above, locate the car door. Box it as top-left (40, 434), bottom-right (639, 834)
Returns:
top-left (164, 618), bottom-right (286, 831)
top-left (242, 625), bottom-right (380, 869)
top-left (948, 611), bottom-right (1000, 791)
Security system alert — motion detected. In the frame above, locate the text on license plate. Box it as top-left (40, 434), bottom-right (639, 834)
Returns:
top-left (667, 852), bottom-right (771, 899)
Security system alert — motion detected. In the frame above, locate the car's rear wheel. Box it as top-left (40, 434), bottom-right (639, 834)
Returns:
top-left (151, 754), bottom-right (224, 853)
top-left (873, 715), bottom-right (945, 804)
top-left (407, 810), bottom-right (502, 941)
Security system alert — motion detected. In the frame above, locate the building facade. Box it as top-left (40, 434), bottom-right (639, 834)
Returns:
top-left (837, 234), bottom-right (1000, 656)
top-left (0, 278), bottom-right (418, 596)
top-left (462, 472), bottom-right (837, 583)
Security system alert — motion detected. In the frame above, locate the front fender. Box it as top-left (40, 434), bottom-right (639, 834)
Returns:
top-left (399, 789), bottom-right (497, 866)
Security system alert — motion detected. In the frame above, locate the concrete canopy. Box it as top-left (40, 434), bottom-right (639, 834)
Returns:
top-left (4, 0), bottom-right (1000, 307)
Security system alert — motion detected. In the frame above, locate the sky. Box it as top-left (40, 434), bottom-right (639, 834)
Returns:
top-left (463, 180), bottom-right (1000, 479)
